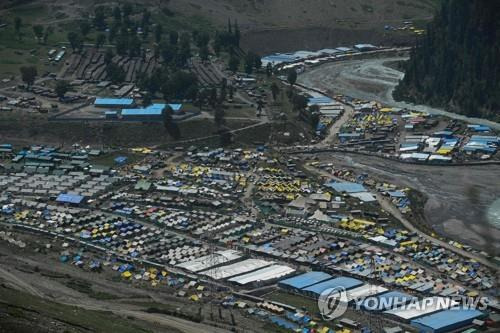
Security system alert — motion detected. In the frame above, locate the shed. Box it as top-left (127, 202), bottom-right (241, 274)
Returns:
top-left (302, 277), bottom-right (363, 298)
top-left (56, 193), bottom-right (84, 205)
top-left (278, 271), bottom-right (332, 290)
top-left (410, 309), bottom-right (484, 333)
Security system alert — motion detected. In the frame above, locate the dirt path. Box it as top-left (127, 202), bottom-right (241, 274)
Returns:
top-left (319, 104), bottom-right (355, 146)
top-left (0, 247), bottom-right (234, 333)
top-left (0, 266), bottom-right (44, 298)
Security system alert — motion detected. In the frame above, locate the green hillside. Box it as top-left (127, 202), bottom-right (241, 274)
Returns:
top-left (394, 0), bottom-right (500, 121)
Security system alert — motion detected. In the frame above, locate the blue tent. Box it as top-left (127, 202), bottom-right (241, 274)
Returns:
top-left (56, 193), bottom-right (84, 205)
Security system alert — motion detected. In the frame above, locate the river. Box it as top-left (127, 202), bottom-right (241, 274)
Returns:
top-left (298, 57), bottom-right (500, 131)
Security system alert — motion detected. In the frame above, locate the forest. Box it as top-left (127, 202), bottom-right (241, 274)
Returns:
top-left (393, 0), bottom-right (500, 121)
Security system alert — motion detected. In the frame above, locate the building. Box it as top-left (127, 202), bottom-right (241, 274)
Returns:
top-left (354, 44), bottom-right (378, 52)
top-left (121, 108), bottom-right (164, 121)
top-left (56, 193), bottom-right (85, 205)
top-left (410, 309), bottom-right (484, 333)
top-left (278, 271), bottom-right (333, 291)
top-left (94, 98), bottom-right (135, 108)
top-left (121, 104), bottom-right (183, 121)
top-left (301, 277), bottom-right (363, 298)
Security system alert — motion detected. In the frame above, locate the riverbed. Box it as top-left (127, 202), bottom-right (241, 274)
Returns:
top-left (298, 57), bottom-right (500, 130)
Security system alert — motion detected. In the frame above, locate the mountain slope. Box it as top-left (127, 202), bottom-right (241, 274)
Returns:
top-left (394, 0), bottom-right (500, 120)
top-left (169, 0), bottom-right (438, 30)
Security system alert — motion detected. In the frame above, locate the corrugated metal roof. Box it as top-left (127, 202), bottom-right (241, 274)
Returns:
top-left (279, 271), bottom-right (332, 289)
top-left (56, 193), bottom-right (84, 204)
top-left (302, 277), bottom-right (363, 295)
top-left (228, 265), bottom-right (295, 285)
top-left (122, 108), bottom-right (163, 116)
top-left (410, 309), bottom-right (483, 332)
top-left (122, 104), bottom-right (183, 116)
top-left (325, 181), bottom-right (366, 193)
top-left (95, 98), bottom-right (134, 106)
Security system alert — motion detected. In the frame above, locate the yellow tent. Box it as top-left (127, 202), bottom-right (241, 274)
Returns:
top-left (121, 271), bottom-right (132, 279)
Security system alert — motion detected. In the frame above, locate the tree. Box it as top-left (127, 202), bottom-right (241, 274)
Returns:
top-left (128, 35), bottom-right (141, 57)
top-left (220, 78), bottom-right (227, 100)
top-left (141, 9), bottom-right (151, 29)
top-left (115, 34), bottom-right (129, 55)
top-left (244, 53), bottom-right (255, 75)
top-left (19, 66), bottom-right (37, 86)
top-left (214, 105), bottom-right (225, 127)
top-left (55, 80), bottom-right (70, 98)
top-left (292, 94), bottom-right (308, 112)
top-left (160, 40), bottom-right (175, 64)
top-left (169, 30), bottom-right (178, 45)
top-left (79, 21), bottom-right (91, 37)
top-left (266, 63), bottom-right (273, 77)
top-left (42, 26), bottom-right (53, 44)
top-left (234, 20), bottom-right (240, 48)
top-left (162, 71), bottom-right (198, 100)
top-left (228, 55), bottom-right (239, 72)
top-left (163, 106), bottom-right (181, 139)
top-left (113, 6), bottom-right (122, 24)
top-left (106, 63), bottom-right (125, 83)
top-left (219, 127), bottom-right (232, 146)
top-left (142, 93), bottom-right (152, 106)
top-left (199, 45), bottom-right (209, 61)
top-left (122, 3), bottom-right (133, 18)
top-left (287, 69), bottom-right (297, 86)
top-left (309, 105), bottom-right (320, 129)
top-left (310, 111), bottom-right (320, 130)
top-left (154, 24), bottom-right (163, 43)
top-left (253, 54), bottom-right (262, 69)
top-left (32, 25), bottom-right (44, 43)
top-left (94, 7), bottom-right (106, 30)
top-left (104, 48), bottom-right (114, 64)
top-left (209, 87), bottom-right (218, 108)
top-left (213, 32), bottom-right (221, 55)
top-left (96, 33), bottom-right (106, 49)
top-left (195, 32), bottom-right (210, 49)
top-left (14, 17), bottom-right (22, 39)
top-left (270, 82), bottom-right (280, 101)
top-left (67, 32), bottom-right (83, 52)
top-left (177, 33), bottom-right (191, 66)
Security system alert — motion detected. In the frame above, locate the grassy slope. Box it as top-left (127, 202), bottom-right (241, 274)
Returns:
top-left (0, 284), bottom-right (180, 333)
top-left (168, 0), bottom-right (439, 30)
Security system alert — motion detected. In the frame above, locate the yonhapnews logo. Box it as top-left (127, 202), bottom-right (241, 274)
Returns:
top-left (318, 288), bottom-right (490, 321)
top-left (317, 286), bottom-right (349, 320)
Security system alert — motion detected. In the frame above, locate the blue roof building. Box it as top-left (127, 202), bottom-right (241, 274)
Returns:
top-left (114, 156), bottom-right (128, 165)
top-left (410, 309), bottom-right (484, 333)
top-left (56, 193), bottom-right (84, 205)
top-left (467, 124), bottom-right (491, 132)
top-left (302, 277), bottom-right (363, 297)
top-left (325, 181), bottom-right (367, 193)
top-left (308, 96), bottom-right (334, 106)
top-left (121, 104), bottom-right (183, 121)
top-left (278, 271), bottom-right (332, 290)
top-left (94, 98), bottom-right (134, 107)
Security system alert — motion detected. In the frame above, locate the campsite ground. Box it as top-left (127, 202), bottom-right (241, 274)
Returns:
top-left (0, 234), bottom-right (269, 333)
top-left (313, 152), bottom-right (500, 255)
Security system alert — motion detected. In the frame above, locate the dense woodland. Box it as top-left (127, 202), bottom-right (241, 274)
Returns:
top-left (394, 0), bottom-right (500, 121)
